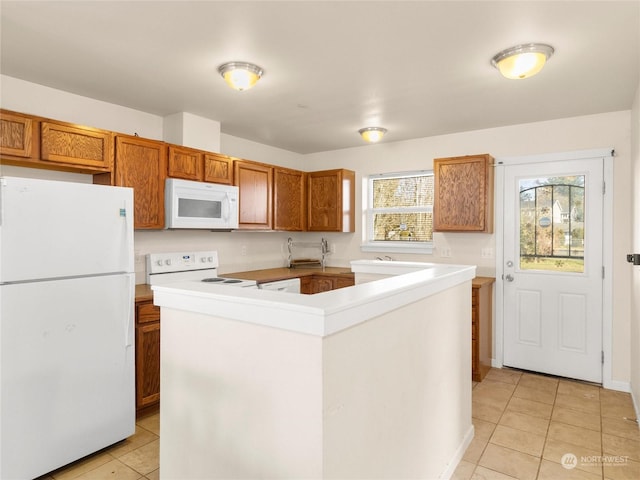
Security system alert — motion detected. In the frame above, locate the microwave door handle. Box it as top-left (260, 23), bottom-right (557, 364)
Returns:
top-left (222, 193), bottom-right (230, 221)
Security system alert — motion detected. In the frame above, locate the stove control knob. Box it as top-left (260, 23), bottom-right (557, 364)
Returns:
top-left (200, 257), bottom-right (207, 263)
top-left (165, 259), bottom-right (172, 266)
top-left (208, 256), bottom-right (214, 262)
top-left (156, 260), bottom-right (163, 266)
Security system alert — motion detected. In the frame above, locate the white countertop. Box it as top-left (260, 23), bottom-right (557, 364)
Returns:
top-left (152, 261), bottom-right (476, 337)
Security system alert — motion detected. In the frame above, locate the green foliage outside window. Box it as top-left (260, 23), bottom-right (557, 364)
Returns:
top-left (369, 174), bottom-right (434, 242)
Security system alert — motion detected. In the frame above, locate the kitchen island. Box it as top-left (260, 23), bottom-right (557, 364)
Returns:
top-left (152, 262), bottom-right (475, 479)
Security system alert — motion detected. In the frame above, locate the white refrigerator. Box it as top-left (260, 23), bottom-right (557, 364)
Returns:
top-left (0, 176), bottom-right (136, 479)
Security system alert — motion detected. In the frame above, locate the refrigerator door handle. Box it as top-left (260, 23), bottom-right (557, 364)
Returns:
top-left (125, 274), bottom-right (134, 348)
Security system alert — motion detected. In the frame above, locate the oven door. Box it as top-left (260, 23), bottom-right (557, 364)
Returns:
top-left (165, 179), bottom-right (239, 229)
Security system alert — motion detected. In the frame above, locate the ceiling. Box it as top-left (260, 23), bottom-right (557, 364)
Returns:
top-left (1, 1), bottom-right (638, 154)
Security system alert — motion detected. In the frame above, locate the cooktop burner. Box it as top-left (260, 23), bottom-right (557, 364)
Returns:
top-left (201, 278), bottom-right (244, 284)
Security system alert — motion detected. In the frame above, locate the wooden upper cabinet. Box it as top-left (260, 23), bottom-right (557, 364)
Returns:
top-left (307, 169), bottom-right (355, 232)
top-left (274, 167), bottom-right (306, 231)
top-left (40, 120), bottom-right (113, 170)
top-left (167, 145), bottom-right (203, 181)
top-left (234, 160), bottom-right (273, 229)
top-left (0, 110), bottom-right (35, 158)
top-left (114, 135), bottom-right (167, 230)
top-left (203, 153), bottom-right (233, 185)
top-left (166, 146), bottom-right (233, 185)
top-left (433, 154), bottom-right (494, 233)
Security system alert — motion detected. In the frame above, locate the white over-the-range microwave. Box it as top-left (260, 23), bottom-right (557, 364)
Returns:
top-left (165, 178), bottom-right (239, 229)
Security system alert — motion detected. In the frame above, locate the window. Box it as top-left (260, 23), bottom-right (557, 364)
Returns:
top-left (519, 175), bottom-right (585, 272)
top-left (362, 171), bottom-right (434, 254)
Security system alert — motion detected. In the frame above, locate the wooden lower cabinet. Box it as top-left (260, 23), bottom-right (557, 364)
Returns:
top-left (135, 300), bottom-right (161, 412)
top-left (472, 277), bottom-right (494, 382)
top-left (300, 273), bottom-right (355, 294)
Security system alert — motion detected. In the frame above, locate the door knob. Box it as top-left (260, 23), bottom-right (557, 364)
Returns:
top-left (504, 274), bottom-right (514, 282)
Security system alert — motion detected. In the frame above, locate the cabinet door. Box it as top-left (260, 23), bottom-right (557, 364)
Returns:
top-left (274, 167), bottom-right (306, 231)
top-left (0, 110), bottom-right (34, 158)
top-left (41, 121), bottom-right (113, 170)
top-left (115, 135), bottom-right (167, 229)
top-left (168, 145), bottom-right (203, 181)
top-left (203, 153), bottom-right (233, 184)
top-left (433, 154), bottom-right (494, 233)
top-left (136, 321), bottom-right (160, 409)
top-left (234, 160), bottom-right (273, 229)
top-left (307, 169), bottom-right (355, 232)
top-left (314, 277), bottom-right (335, 293)
top-left (334, 274), bottom-right (355, 290)
top-left (300, 276), bottom-right (335, 294)
top-left (300, 276), bottom-right (314, 295)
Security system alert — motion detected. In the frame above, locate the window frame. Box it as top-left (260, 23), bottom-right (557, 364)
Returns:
top-left (361, 170), bottom-right (435, 254)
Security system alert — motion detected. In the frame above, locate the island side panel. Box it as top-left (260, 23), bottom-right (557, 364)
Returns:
top-left (322, 281), bottom-right (473, 479)
top-left (159, 308), bottom-right (324, 479)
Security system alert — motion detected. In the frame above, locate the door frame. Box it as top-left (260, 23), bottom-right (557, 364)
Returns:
top-left (494, 148), bottom-right (618, 390)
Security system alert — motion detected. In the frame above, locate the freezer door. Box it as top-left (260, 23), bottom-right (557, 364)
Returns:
top-left (0, 274), bottom-right (135, 479)
top-left (0, 176), bottom-right (134, 283)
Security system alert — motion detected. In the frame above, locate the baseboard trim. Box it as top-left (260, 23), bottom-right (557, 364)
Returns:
top-left (604, 379), bottom-right (631, 393)
top-left (439, 424), bottom-right (474, 479)
top-left (631, 386), bottom-right (640, 424)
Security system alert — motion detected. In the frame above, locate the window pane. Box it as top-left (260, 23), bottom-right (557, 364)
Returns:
top-left (519, 176), bottom-right (585, 273)
top-left (373, 212), bottom-right (433, 241)
top-left (373, 175), bottom-right (434, 208)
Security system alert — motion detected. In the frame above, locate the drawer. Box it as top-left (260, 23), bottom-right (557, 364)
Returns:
top-left (137, 302), bottom-right (160, 324)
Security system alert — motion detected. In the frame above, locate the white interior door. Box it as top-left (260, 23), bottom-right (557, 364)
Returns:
top-left (503, 158), bottom-right (604, 383)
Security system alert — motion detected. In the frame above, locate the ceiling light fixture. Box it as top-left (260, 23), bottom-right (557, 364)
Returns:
top-left (358, 127), bottom-right (387, 143)
top-left (491, 43), bottom-right (554, 79)
top-left (218, 62), bottom-right (264, 91)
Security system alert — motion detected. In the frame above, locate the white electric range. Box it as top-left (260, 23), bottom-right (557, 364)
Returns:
top-left (146, 251), bottom-right (257, 288)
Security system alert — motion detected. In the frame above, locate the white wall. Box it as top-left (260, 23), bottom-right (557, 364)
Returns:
top-left (304, 111), bottom-right (633, 384)
top-left (1, 75), bottom-right (635, 387)
top-left (630, 81), bottom-right (640, 413)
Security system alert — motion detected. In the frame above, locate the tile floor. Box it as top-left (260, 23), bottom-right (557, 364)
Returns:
top-left (455, 368), bottom-right (640, 480)
top-left (35, 367), bottom-right (640, 480)
top-left (36, 412), bottom-right (160, 480)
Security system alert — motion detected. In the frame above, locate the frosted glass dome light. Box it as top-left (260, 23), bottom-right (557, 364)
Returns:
top-left (491, 44), bottom-right (554, 79)
top-left (218, 62), bottom-right (264, 91)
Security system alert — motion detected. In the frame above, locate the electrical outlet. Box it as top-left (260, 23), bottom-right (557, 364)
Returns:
top-left (241, 245), bottom-right (247, 256)
top-left (440, 247), bottom-right (451, 258)
top-left (481, 248), bottom-right (493, 258)
top-left (330, 243), bottom-right (336, 253)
